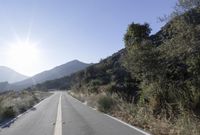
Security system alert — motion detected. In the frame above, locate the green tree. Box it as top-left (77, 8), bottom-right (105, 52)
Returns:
top-left (175, 0), bottom-right (200, 13)
top-left (124, 22), bottom-right (151, 48)
top-left (159, 0), bottom-right (200, 22)
top-left (124, 23), bottom-right (163, 105)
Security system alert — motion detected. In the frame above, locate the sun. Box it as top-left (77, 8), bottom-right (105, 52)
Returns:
top-left (7, 41), bottom-right (40, 75)
top-left (8, 42), bottom-right (39, 62)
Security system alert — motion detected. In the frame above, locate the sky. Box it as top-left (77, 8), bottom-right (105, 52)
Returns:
top-left (0, 0), bottom-right (177, 76)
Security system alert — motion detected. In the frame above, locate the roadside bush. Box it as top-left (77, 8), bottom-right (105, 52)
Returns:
top-left (97, 95), bottom-right (114, 113)
top-left (2, 106), bottom-right (16, 118)
top-left (90, 79), bottom-right (102, 86)
top-left (87, 85), bottom-right (98, 93)
top-left (0, 103), bottom-right (3, 120)
top-left (18, 105), bottom-right (28, 113)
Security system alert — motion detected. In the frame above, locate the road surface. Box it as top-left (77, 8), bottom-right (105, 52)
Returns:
top-left (0, 92), bottom-right (149, 135)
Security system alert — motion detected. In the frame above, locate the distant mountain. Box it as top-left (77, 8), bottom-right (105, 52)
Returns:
top-left (0, 66), bottom-right (28, 83)
top-left (34, 49), bottom-right (131, 91)
top-left (9, 60), bottom-right (91, 90)
top-left (0, 82), bottom-right (9, 91)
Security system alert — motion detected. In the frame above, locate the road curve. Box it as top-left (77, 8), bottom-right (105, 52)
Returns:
top-left (0, 92), bottom-right (149, 135)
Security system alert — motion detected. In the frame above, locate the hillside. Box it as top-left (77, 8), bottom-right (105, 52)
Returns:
top-left (35, 49), bottom-right (136, 100)
top-left (35, 6), bottom-right (200, 135)
top-left (0, 66), bottom-right (28, 83)
top-left (0, 60), bottom-right (91, 91)
top-left (11, 60), bottom-right (91, 90)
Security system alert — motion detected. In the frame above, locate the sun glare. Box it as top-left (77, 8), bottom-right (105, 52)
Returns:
top-left (6, 41), bottom-right (40, 75)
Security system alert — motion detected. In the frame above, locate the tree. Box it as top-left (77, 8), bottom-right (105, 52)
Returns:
top-left (124, 23), bottom-right (163, 105)
top-left (124, 22), bottom-right (151, 48)
top-left (175, 0), bottom-right (200, 13)
top-left (159, 0), bottom-right (200, 22)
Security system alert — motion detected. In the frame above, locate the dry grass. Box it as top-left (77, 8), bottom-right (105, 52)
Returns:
top-left (69, 90), bottom-right (200, 135)
top-left (0, 90), bottom-right (51, 123)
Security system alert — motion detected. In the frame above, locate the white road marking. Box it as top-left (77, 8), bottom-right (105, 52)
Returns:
top-left (54, 94), bottom-right (62, 135)
top-left (105, 114), bottom-right (151, 135)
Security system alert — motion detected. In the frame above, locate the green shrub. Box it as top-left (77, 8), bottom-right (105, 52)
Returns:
top-left (90, 79), bottom-right (102, 86)
top-left (88, 85), bottom-right (98, 93)
top-left (18, 105), bottom-right (27, 113)
top-left (2, 106), bottom-right (16, 118)
top-left (97, 95), bottom-right (114, 113)
top-left (0, 104), bottom-right (3, 120)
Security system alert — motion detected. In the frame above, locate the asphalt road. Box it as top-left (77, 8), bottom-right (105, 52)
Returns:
top-left (0, 92), bottom-right (149, 135)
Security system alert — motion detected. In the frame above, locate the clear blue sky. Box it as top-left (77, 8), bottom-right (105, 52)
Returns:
top-left (0, 0), bottom-right (177, 76)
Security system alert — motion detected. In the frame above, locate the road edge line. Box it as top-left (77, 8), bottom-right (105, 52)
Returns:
top-left (68, 93), bottom-right (151, 135)
top-left (105, 114), bottom-right (151, 135)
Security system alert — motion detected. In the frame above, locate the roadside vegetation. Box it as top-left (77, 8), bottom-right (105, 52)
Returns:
top-left (0, 90), bottom-right (51, 125)
top-left (69, 88), bottom-right (200, 135)
top-left (36, 0), bottom-right (200, 134)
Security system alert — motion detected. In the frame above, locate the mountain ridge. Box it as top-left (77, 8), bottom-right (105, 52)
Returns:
top-left (0, 66), bottom-right (28, 83)
top-left (0, 60), bottom-right (91, 91)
